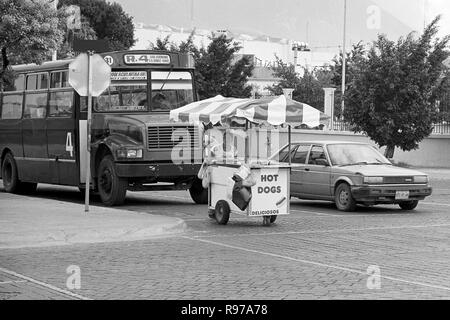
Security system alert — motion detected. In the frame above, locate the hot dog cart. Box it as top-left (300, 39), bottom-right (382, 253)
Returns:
top-left (170, 95), bottom-right (330, 226)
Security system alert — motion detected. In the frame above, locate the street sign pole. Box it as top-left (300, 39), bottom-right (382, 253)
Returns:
top-left (69, 41), bottom-right (111, 213)
top-left (84, 51), bottom-right (94, 213)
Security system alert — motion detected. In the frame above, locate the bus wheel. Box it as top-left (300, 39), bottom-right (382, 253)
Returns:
top-left (189, 177), bottom-right (208, 204)
top-left (97, 155), bottom-right (127, 206)
top-left (2, 153), bottom-right (21, 193)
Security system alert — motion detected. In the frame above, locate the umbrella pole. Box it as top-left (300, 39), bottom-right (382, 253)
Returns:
top-left (288, 125), bottom-right (292, 165)
top-left (245, 119), bottom-right (249, 164)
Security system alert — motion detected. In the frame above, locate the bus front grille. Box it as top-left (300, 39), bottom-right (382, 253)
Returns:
top-left (147, 126), bottom-right (199, 150)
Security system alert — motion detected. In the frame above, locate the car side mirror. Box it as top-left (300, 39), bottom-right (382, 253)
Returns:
top-left (315, 158), bottom-right (329, 167)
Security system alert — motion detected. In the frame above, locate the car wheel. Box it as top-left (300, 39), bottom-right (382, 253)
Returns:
top-left (97, 155), bottom-right (128, 206)
top-left (399, 200), bottom-right (419, 210)
top-left (215, 200), bottom-right (230, 225)
top-left (335, 183), bottom-right (357, 212)
top-left (189, 177), bottom-right (208, 204)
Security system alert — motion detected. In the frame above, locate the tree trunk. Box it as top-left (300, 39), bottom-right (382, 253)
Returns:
top-left (0, 47), bottom-right (9, 92)
top-left (384, 145), bottom-right (395, 159)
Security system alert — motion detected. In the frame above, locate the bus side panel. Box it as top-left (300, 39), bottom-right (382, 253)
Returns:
top-left (47, 117), bottom-right (78, 186)
top-left (0, 119), bottom-right (24, 166)
top-left (78, 119), bottom-right (87, 184)
top-left (20, 118), bottom-right (51, 183)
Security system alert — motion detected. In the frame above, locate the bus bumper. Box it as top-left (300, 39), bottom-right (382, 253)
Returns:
top-left (115, 162), bottom-right (202, 179)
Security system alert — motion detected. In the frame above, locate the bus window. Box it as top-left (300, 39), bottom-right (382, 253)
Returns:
top-left (151, 71), bottom-right (194, 111)
top-left (14, 74), bottom-right (25, 91)
top-left (1, 94), bottom-right (23, 119)
top-left (94, 84), bottom-right (147, 112)
top-left (51, 71), bottom-right (69, 88)
top-left (49, 91), bottom-right (73, 118)
top-left (37, 73), bottom-right (49, 90)
top-left (26, 74), bottom-right (37, 90)
top-left (24, 93), bottom-right (47, 118)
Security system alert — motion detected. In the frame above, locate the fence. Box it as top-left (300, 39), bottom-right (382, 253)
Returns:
top-left (331, 120), bottom-right (450, 135)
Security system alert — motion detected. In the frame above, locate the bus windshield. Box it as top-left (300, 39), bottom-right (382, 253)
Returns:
top-left (151, 71), bottom-right (194, 111)
top-left (95, 83), bottom-right (148, 112)
top-left (93, 71), bottom-right (195, 113)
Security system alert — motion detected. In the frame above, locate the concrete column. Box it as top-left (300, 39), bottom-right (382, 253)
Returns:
top-left (323, 88), bottom-right (336, 130)
top-left (282, 88), bottom-right (294, 99)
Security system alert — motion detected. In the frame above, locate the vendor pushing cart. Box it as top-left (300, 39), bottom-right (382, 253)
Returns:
top-left (170, 95), bottom-right (330, 226)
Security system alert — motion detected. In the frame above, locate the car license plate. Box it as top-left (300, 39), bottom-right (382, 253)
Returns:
top-left (395, 191), bottom-right (409, 200)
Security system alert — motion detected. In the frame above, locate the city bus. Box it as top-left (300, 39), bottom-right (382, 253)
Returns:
top-left (0, 50), bottom-right (207, 206)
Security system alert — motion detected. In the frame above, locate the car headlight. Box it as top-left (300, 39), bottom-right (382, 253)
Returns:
top-left (414, 175), bottom-right (428, 183)
top-left (117, 148), bottom-right (143, 159)
top-left (363, 176), bottom-right (384, 184)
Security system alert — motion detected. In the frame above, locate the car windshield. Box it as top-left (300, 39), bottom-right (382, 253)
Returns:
top-left (327, 144), bottom-right (391, 166)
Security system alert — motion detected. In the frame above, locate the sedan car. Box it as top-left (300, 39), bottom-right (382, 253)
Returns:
top-left (270, 141), bottom-right (432, 211)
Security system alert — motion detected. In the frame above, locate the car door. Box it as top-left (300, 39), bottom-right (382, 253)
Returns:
top-left (289, 144), bottom-right (311, 196)
top-left (300, 145), bottom-right (332, 199)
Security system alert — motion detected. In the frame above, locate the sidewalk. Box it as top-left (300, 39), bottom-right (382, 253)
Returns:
top-left (0, 193), bottom-right (187, 249)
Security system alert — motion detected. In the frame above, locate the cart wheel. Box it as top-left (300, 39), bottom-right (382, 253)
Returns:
top-left (270, 215), bottom-right (277, 223)
top-left (263, 216), bottom-right (271, 226)
top-left (215, 200), bottom-right (230, 225)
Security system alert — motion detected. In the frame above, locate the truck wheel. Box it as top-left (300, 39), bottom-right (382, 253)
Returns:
top-left (189, 177), bottom-right (208, 204)
top-left (335, 183), bottom-right (357, 212)
top-left (97, 155), bottom-right (127, 206)
top-left (215, 200), bottom-right (230, 225)
top-left (1, 153), bottom-right (20, 193)
top-left (399, 200), bottom-right (418, 210)
top-left (270, 215), bottom-right (277, 223)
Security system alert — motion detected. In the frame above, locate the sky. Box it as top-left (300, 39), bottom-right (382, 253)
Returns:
top-left (113, 0), bottom-right (450, 49)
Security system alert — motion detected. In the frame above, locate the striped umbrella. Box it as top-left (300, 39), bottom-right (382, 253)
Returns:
top-left (170, 95), bottom-right (330, 127)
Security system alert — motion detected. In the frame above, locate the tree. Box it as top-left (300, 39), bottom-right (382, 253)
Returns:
top-left (0, 0), bottom-right (64, 90)
top-left (150, 33), bottom-right (254, 99)
top-left (58, 0), bottom-right (135, 51)
top-left (330, 42), bottom-right (366, 118)
top-left (344, 17), bottom-right (450, 158)
top-left (267, 56), bottom-right (334, 112)
top-left (57, 13), bottom-right (97, 59)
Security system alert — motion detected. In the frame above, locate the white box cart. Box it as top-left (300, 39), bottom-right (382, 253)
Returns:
top-left (208, 162), bottom-right (291, 226)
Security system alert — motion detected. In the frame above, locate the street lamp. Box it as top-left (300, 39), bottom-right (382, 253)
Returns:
top-left (340, 0), bottom-right (347, 119)
top-left (292, 41), bottom-right (310, 70)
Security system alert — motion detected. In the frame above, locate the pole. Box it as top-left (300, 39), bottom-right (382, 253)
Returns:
top-left (84, 52), bottom-right (93, 212)
top-left (288, 125), bottom-right (292, 166)
top-left (340, 0), bottom-right (347, 120)
top-left (51, 0), bottom-right (58, 61)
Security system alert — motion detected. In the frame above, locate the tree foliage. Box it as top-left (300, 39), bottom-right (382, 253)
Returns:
top-left (58, 0), bottom-right (135, 51)
top-left (150, 33), bottom-right (254, 99)
top-left (0, 0), bottom-right (64, 90)
top-left (267, 56), bottom-right (334, 112)
top-left (344, 17), bottom-right (450, 158)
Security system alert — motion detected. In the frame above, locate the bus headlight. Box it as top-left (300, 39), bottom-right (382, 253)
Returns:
top-left (363, 176), bottom-right (384, 184)
top-left (117, 148), bottom-right (143, 159)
